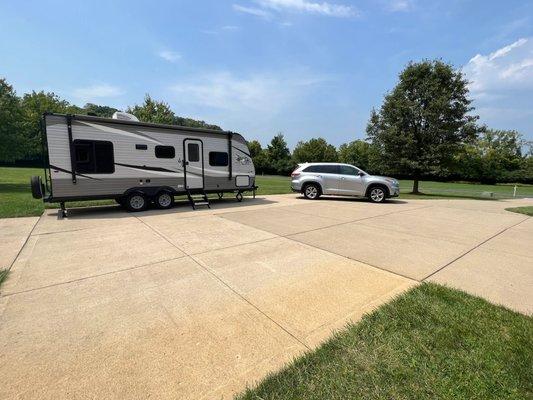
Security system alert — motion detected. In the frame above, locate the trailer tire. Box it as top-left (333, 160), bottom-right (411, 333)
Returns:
top-left (125, 193), bottom-right (148, 212)
top-left (30, 176), bottom-right (43, 199)
top-left (155, 191), bottom-right (174, 209)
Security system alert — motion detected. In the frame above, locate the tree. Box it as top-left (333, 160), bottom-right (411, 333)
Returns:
top-left (292, 138), bottom-right (337, 164)
top-left (127, 94), bottom-right (222, 130)
top-left (174, 116), bottom-right (221, 131)
top-left (83, 103), bottom-right (118, 118)
top-left (455, 129), bottom-right (525, 183)
top-left (0, 79), bottom-right (24, 162)
top-left (267, 133), bottom-right (293, 175)
top-left (20, 91), bottom-right (74, 160)
top-left (247, 140), bottom-right (269, 174)
top-left (338, 140), bottom-right (373, 171)
top-left (366, 60), bottom-right (481, 193)
top-left (127, 94), bottom-right (175, 124)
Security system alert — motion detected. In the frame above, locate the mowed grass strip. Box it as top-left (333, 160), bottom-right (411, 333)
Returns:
top-left (237, 283), bottom-right (533, 400)
top-left (2, 167), bottom-right (533, 217)
top-left (505, 206), bottom-right (533, 217)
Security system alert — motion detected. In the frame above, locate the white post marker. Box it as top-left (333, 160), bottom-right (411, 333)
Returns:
top-left (513, 185), bottom-right (517, 198)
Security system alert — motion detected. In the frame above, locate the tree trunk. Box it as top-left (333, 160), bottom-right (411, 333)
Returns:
top-left (411, 179), bottom-right (420, 194)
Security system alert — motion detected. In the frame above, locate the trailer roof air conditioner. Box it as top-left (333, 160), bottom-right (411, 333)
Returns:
top-left (112, 111), bottom-right (139, 122)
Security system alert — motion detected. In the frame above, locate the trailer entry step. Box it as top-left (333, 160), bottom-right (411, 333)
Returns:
top-left (186, 189), bottom-right (211, 210)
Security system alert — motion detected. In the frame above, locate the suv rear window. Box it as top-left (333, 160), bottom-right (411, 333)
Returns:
top-left (303, 165), bottom-right (339, 174)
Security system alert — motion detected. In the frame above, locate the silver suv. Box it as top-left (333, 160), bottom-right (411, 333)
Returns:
top-left (291, 163), bottom-right (399, 203)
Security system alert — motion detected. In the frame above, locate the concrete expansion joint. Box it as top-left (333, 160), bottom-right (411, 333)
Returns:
top-left (133, 215), bottom-right (312, 351)
top-left (0, 255), bottom-right (187, 298)
top-left (421, 216), bottom-right (531, 282)
top-left (8, 215), bottom-right (41, 270)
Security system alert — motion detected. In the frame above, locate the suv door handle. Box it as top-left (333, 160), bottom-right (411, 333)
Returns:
top-left (341, 177), bottom-right (346, 180)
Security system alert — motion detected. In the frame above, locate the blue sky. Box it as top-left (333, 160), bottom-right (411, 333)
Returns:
top-left (1, 0), bottom-right (532, 148)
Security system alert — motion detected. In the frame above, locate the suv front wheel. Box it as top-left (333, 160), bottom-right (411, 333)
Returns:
top-left (368, 186), bottom-right (387, 203)
top-left (303, 183), bottom-right (321, 200)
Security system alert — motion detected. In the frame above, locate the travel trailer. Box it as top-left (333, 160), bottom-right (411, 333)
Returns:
top-left (31, 112), bottom-right (257, 217)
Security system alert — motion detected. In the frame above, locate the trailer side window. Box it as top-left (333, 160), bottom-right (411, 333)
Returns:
top-left (155, 146), bottom-right (175, 159)
top-left (73, 140), bottom-right (114, 174)
top-left (209, 152), bottom-right (228, 167)
top-left (187, 143), bottom-right (200, 162)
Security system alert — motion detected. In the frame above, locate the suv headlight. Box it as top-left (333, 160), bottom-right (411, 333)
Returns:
top-left (385, 178), bottom-right (398, 185)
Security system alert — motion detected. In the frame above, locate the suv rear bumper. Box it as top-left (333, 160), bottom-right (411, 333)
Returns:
top-left (291, 180), bottom-right (302, 192)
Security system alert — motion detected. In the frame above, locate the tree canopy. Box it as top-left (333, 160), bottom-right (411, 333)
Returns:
top-left (366, 60), bottom-right (482, 192)
top-left (267, 134), bottom-right (293, 175)
top-left (292, 138), bottom-right (338, 164)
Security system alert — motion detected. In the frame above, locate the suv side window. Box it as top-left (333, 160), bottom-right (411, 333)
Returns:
top-left (303, 165), bottom-right (339, 174)
top-left (339, 165), bottom-right (360, 175)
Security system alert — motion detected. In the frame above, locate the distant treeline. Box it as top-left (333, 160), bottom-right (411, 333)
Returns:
top-left (2, 61), bottom-right (532, 186)
top-left (250, 132), bottom-right (533, 184)
top-left (0, 78), bottom-right (220, 165)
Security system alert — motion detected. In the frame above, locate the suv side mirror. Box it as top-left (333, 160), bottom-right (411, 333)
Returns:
top-left (357, 171), bottom-right (365, 176)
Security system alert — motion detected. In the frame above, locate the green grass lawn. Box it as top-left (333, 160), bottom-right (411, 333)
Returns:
top-left (1, 167), bottom-right (533, 218)
top-left (505, 206), bottom-right (533, 217)
top-left (237, 283), bottom-right (533, 400)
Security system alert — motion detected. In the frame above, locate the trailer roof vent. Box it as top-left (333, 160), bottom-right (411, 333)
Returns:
top-left (112, 111), bottom-right (139, 122)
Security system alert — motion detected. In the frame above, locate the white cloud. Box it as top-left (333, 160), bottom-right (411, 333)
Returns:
top-left (221, 25), bottom-right (240, 31)
top-left (234, 0), bottom-right (357, 19)
top-left (157, 50), bottom-right (182, 63)
top-left (73, 84), bottom-right (123, 100)
top-left (256, 0), bottom-right (358, 17)
top-left (464, 38), bottom-right (533, 135)
top-left (464, 38), bottom-right (533, 94)
top-left (386, 0), bottom-right (413, 12)
top-left (169, 70), bottom-right (330, 113)
top-left (233, 4), bottom-right (272, 19)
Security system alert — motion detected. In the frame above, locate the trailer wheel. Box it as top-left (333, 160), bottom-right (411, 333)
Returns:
top-left (30, 176), bottom-right (43, 199)
top-left (125, 193), bottom-right (148, 212)
top-left (155, 191), bottom-right (174, 209)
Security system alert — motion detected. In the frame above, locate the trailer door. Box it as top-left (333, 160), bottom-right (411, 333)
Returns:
top-left (183, 139), bottom-right (204, 189)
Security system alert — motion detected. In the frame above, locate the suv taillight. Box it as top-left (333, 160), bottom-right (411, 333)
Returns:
top-left (291, 172), bottom-right (300, 178)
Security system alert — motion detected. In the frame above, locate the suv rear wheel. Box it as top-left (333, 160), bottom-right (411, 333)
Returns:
top-left (303, 183), bottom-right (321, 200)
top-left (368, 185), bottom-right (387, 203)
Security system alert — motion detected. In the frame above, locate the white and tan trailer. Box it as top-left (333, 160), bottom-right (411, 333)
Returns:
top-left (31, 112), bottom-right (257, 217)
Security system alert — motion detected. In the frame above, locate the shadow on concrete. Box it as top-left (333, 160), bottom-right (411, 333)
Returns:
top-left (49, 197), bottom-right (279, 219)
top-left (295, 195), bottom-right (409, 205)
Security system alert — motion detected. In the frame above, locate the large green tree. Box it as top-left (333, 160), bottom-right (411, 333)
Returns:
top-left (367, 60), bottom-right (481, 193)
top-left (455, 129), bottom-right (525, 183)
top-left (267, 133), bottom-right (293, 175)
top-left (338, 140), bottom-right (376, 171)
top-left (292, 138), bottom-right (338, 164)
top-left (127, 94), bottom-right (175, 124)
top-left (20, 91), bottom-right (76, 160)
top-left (0, 79), bottom-right (24, 162)
top-left (127, 94), bottom-right (222, 130)
top-left (247, 140), bottom-right (269, 174)
top-left (83, 103), bottom-right (118, 118)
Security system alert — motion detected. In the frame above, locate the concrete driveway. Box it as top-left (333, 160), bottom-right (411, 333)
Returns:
top-left (1, 195), bottom-right (532, 399)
